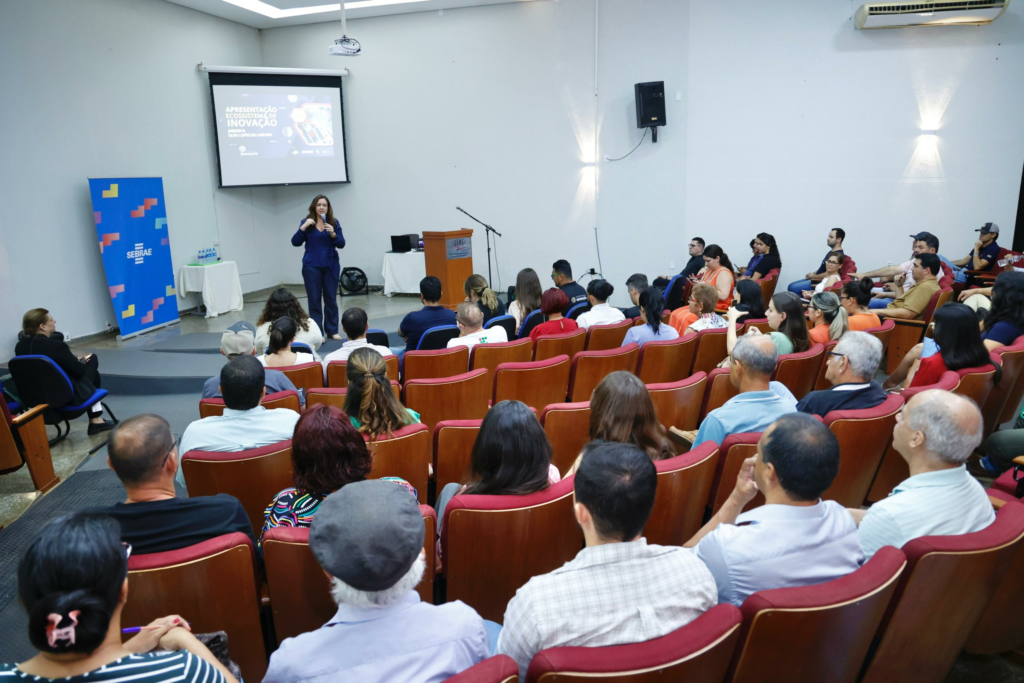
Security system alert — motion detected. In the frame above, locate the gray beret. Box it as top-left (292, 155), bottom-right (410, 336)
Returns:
top-left (309, 480), bottom-right (424, 592)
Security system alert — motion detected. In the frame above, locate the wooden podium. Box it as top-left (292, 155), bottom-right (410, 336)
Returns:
top-left (423, 229), bottom-right (474, 309)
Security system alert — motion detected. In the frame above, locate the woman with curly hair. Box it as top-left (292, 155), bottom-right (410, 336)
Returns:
top-left (255, 287), bottom-right (323, 354)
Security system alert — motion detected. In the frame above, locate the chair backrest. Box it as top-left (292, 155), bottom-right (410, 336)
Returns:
top-left (700, 367), bottom-right (739, 422)
top-left (567, 345), bottom-right (640, 402)
top-left (584, 319), bottom-right (634, 351)
top-left (820, 394), bottom-right (903, 508)
top-left (664, 274), bottom-right (686, 311)
top-left (646, 372), bottom-right (706, 433)
top-left (965, 500), bottom-right (1024, 655)
top-left (951, 364), bottom-right (997, 409)
top-left (470, 338), bottom-right (534, 374)
top-left (485, 314), bottom-right (518, 340)
top-left (863, 319), bottom-right (896, 358)
top-left (0, 401), bottom-right (24, 473)
top-left (519, 309), bottom-right (545, 338)
top-left (709, 432), bottom-right (765, 515)
top-left (635, 332), bottom-right (698, 384)
top-left (986, 339), bottom-right (1024, 435)
top-left (402, 346), bottom-right (470, 384)
top-left (262, 505), bottom-right (438, 643)
top-left (8, 355), bottom-right (74, 410)
top-left (366, 423), bottom-right (431, 503)
top-left (442, 477), bottom-right (583, 623)
top-left (198, 389), bottom-right (301, 418)
top-left (566, 302), bottom-right (591, 320)
top-left (534, 328), bottom-right (587, 362)
top-left (691, 326), bottom-right (736, 375)
top-left (494, 355), bottom-right (572, 414)
top-left (417, 324), bottom-right (462, 350)
top-left (922, 286), bottom-right (953, 324)
top-left (448, 655), bottom-right (520, 683)
top-left (326, 356), bottom-right (399, 388)
top-left (646, 442), bottom-right (720, 545)
top-left (772, 343), bottom-right (825, 401)
top-left (760, 268), bottom-right (781, 301)
top-left (365, 329), bottom-right (390, 347)
top-left (434, 419), bottom-right (483, 493)
top-left (275, 361), bottom-right (324, 392)
top-left (811, 340), bottom-right (840, 392)
top-left (742, 318), bottom-right (772, 335)
top-left (540, 401), bottom-right (591, 475)
top-left (527, 603), bottom-right (742, 683)
top-left (861, 503), bottom-right (1024, 683)
top-left (124, 534), bottom-right (266, 682)
top-left (307, 383), bottom-right (401, 410)
top-left (728, 546), bottom-right (907, 683)
top-left (405, 369), bottom-right (491, 433)
top-left (181, 440), bottom-right (293, 534)
top-left (290, 342), bottom-right (314, 355)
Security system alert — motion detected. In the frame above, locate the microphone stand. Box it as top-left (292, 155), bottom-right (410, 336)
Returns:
top-left (456, 207), bottom-right (502, 286)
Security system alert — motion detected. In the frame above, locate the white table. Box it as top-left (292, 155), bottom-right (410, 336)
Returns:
top-left (383, 250), bottom-right (426, 296)
top-left (179, 261), bottom-right (244, 318)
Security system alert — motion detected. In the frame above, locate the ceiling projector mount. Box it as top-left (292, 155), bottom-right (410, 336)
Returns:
top-left (330, 2), bottom-right (361, 56)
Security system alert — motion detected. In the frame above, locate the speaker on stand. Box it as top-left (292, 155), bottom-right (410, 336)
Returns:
top-left (634, 81), bottom-right (666, 143)
top-left (338, 267), bottom-right (369, 297)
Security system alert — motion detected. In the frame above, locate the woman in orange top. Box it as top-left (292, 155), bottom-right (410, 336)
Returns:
top-left (529, 288), bottom-right (579, 340)
top-left (692, 244), bottom-right (735, 306)
top-left (841, 278), bottom-right (882, 331)
top-left (807, 292), bottom-right (849, 345)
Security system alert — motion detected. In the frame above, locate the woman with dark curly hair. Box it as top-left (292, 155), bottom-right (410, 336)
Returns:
top-left (255, 287), bottom-right (323, 354)
top-left (261, 403), bottom-right (415, 543)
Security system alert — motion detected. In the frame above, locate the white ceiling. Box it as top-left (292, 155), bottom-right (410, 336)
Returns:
top-left (163, 0), bottom-right (541, 29)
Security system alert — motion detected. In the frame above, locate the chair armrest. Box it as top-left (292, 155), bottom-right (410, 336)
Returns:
top-left (1013, 456), bottom-right (1024, 468)
top-left (892, 319), bottom-right (928, 328)
top-left (990, 495), bottom-right (1008, 510)
top-left (11, 404), bottom-right (48, 427)
top-left (667, 427), bottom-right (693, 454)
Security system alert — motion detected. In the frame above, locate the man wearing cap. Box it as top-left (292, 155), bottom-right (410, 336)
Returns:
top-left (202, 322), bottom-right (305, 406)
top-left (951, 222), bottom-right (1001, 283)
top-left (264, 481), bottom-right (489, 683)
top-left (850, 233), bottom-right (954, 309)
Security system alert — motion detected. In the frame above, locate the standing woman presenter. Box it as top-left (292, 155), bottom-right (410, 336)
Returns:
top-left (292, 195), bottom-right (345, 340)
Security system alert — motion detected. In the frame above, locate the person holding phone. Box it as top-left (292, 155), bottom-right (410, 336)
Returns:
top-left (292, 194), bottom-right (345, 340)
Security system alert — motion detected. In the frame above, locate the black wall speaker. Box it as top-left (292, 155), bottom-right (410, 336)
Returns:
top-left (635, 81), bottom-right (666, 142)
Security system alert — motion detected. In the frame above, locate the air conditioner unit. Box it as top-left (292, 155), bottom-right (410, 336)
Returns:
top-left (855, 0), bottom-right (1010, 29)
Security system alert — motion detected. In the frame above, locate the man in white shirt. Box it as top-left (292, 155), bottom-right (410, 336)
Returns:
top-left (685, 412), bottom-right (863, 606)
top-left (321, 307), bottom-right (394, 379)
top-left (447, 302), bottom-right (508, 350)
top-left (576, 279), bottom-right (626, 329)
top-left (176, 355), bottom-right (300, 485)
top-left (850, 390), bottom-right (995, 559)
top-left (498, 442), bottom-right (717, 679)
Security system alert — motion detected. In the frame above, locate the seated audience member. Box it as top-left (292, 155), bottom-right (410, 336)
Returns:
top-left (851, 390), bottom-right (995, 559)
top-left (498, 442), bottom-right (717, 679)
top-left (741, 239), bottom-right (760, 278)
top-left (5, 513), bottom-right (236, 683)
top-left (681, 335), bottom-right (798, 448)
top-left (797, 332), bottom-right (886, 416)
top-left (975, 413), bottom-right (1024, 477)
top-left (623, 287), bottom-right (679, 346)
top-left (787, 227), bottom-right (846, 295)
top-left (343, 347), bottom-right (419, 438)
top-left (576, 279), bottom-right (625, 329)
top-left (398, 276), bottom-right (457, 351)
top-left (694, 244), bottom-right (735, 305)
top-left (177, 356), bottom-right (300, 484)
top-left (680, 283), bottom-right (727, 336)
top-left (807, 292), bottom-right (849, 345)
top-left (435, 400), bottom-right (558, 529)
top-left (85, 414), bottom-right (254, 554)
top-left (464, 274), bottom-right (506, 325)
top-left (840, 278), bottom-right (882, 330)
top-left (320, 307), bottom-right (393, 374)
top-left (800, 252), bottom-right (844, 298)
top-left (264, 482), bottom-right (488, 683)
top-left (725, 292), bottom-right (810, 363)
top-left (654, 237), bottom-right (705, 291)
top-left (204, 326), bottom-right (304, 406)
top-left (16, 308), bottom-right (113, 434)
top-left (529, 288), bottom-right (579, 341)
top-left (448, 302), bottom-right (508, 349)
top-left (732, 279), bottom-right (767, 325)
top-left (951, 222), bottom-right (1001, 283)
top-left (261, 316), bottom-right (320, 366)
top-left (622, 273), bottom-right (648, 319)
top-left (263, 404), bottom-right (415, 544)
top-left (852, 233), bottom-right (951, 308)
top-left (958, 271), bottom-right (1024, 344)
top-left (685, 413), bottom-right (863, 605)
top-left (739, 232), bottom-right (781, 282)
top-left (552, 259), bottom-right (589, 314)
top-left (898, 303), bottom-right (1002, 390)
top-left (256, 287), bottom-right (324, 354)
top-left (508, 268), bottom-right (544, 334)
top-left (876, 253), bottom-right (942, 321)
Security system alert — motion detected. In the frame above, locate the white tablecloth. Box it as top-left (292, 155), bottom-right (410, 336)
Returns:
top-left (383, 250), bottom-right (426, 296)
top-left (179, 261), bottom-right (244, 318)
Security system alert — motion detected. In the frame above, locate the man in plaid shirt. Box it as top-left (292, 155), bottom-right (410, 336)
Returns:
top-left (496, 441), bottom-right (718, 678)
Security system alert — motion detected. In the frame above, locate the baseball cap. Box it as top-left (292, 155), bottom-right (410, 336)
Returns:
top-left (227, 320), bottom-right (257, 335)
top-left (220, 329), bottom-right (255, 357)
top-left (908, 232), bottom-right (935, 241)
top-left (976, 222), bottom-right (999, 234)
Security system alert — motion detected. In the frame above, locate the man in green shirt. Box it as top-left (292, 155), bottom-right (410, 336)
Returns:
top-left (877, 253), bottom-right (941, 321)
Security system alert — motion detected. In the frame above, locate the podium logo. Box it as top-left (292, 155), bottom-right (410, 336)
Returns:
top-left (128, 242), bottom-right (153, 264)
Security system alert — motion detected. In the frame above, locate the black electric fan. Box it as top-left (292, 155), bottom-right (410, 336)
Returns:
top-left (339, 267), bottom-right (368, 297)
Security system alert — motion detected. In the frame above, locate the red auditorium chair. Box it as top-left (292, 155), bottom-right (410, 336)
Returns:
top-left (983, 339), bottom-right (1024, 438)
top-left (863, 319), bottom-right (896, 359)
top-left (434, 419), bottom-right (482, 493)
top-left (198, 389), bottom-right (301, 418)
top-left (700, 367), bottom-right (739, 421)
top-left (181, 440), bottom-right (293, 534)
top-left (325, 355), bottom-right (399, 388)
top-left (885, 287), bottom-right (952, 374)
top-left (635, 333), bottom-right (698, 384)
top-left (772, 343), bottom-right (825, 401)
top-left (692, 327), bottom-right (736, 375)
top-left (860, 503), bottom-right (1024, 683)
top-left (567, 345), bottom-right (639, 402)
top-left (811, 340), bottom-right (840, 392)
top-left (645, 442), bottom-right (719, 545)
top-left (123, 533), bottom-right (266, 682)
top-left (447, 655), bottom-right (519, 683)
top-left (404, 369), bottom-right (490, 433)
top-left (262, 505), bottom-right (438, 642)
top-left (727, 546), bottom-right (906, 683)
top-left (965, 499), bottom-right (1024, 657)
top-left (526, 604), bottom-right (742, 683)
top-left (275, 361), bottom-right (324, 392)
top-left (442, 477), bottom-right (583, 623)
top-left (759, 269), bottom-right (780, 302)
top-left (647, 373), bottom-right (706, 434)
top-left (998, 341), bottom-right (1024, 426)
top-left (0, 401), bottom-right (59, 493)
top-left (402, 346), bottom-right (470, 384)
top-left (708, 432), bottom-right (764, 516)
top-left (950, 363), bottom-right (997, 409)
top-left (584, 320), bottom-right (634, 351)
top-left (540, 402), bottom-right (591, 475)
top-left (534, 329), bottom-right (586, 362)
top-left (741, 318), bottom-right (772, 334)
top-left (493, 356), bottom-right (572, 413)
top-left (820, 394), bottom-right (903, 508)
top-left (365, 423), bottom-right (431, 504)
top-left (306, 382), bottom-right (401, 408)
top-left (470, 338), bottom-right (534, 374)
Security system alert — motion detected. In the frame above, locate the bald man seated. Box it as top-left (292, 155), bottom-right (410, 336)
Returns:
top-left (447, 301), bottom-right (508, 350)
top-left (849, 390), bottom-right (995, 559)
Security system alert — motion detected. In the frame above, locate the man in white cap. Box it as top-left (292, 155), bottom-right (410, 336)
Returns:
top-left (264, 481), bottom-right (489, 683)
top-left (202, 323), bottom-right (304, 406)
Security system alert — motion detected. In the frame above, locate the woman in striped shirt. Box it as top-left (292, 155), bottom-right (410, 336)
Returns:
top-left (2, 513), bottom-right (234, 683)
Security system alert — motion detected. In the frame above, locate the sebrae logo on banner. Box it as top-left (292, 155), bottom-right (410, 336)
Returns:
top-left (128, 242), bottom-right (152, 264)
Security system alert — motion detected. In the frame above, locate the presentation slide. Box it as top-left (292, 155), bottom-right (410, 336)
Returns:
top-left (211, 82), bottom-right (348, 187)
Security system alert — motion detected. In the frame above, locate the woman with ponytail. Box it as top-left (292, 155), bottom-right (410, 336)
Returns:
top-left (840, 278), bottom-right (882, 331)
top-left (5, 513), bottom-right (236, 683)
top-left (343, 347), bottom-right (419, 439)
top-left (260, 316), bottom-right (320, 367)
top-left (808, 292), bottom-right (849, 344)
top-left (622, 286), bottom-right (679, 346)
top-left (464, 274), bottom-right (506, 325)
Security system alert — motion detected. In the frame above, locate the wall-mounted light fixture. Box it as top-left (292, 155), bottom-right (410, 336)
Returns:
top-left (920, 129), bottom-right (937, 136)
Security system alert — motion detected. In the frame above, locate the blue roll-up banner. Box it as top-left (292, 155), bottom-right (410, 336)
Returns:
top-left (88, 177), bottom-right (179, 339)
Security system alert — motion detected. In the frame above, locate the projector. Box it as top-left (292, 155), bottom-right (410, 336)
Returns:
top-left (330, 36), bottom-right (361, 56)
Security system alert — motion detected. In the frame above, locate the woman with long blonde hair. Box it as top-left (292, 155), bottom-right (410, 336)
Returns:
top-left (342, 347), bottom-right (418, 438)
top-left (464, 274), bottom-right (506, 325)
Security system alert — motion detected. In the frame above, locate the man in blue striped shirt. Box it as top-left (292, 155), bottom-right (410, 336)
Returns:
top-left (851, 390), bottom-right (995, 559)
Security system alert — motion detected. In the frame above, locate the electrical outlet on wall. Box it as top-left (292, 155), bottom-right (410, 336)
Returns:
top-left (670, 260), bottom-right (675, 269)
top-left (106, 321), bottom-right (112, 330)
top-left (886, 260), bottom-right (892, 266)
top-left (63, 332), bottom-right (72, 343)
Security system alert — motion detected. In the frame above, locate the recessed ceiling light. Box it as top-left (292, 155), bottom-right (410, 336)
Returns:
top-left (221, 0), bottom-right (430, 19)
